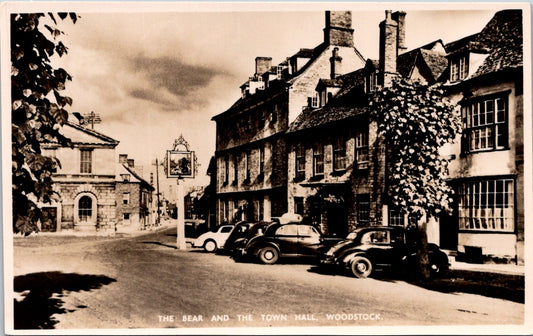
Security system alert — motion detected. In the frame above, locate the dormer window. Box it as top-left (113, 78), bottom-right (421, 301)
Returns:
top-left (121, 174), bottom-right (130, 182)
top-left (450, 54), bottom-right (469, 82)
top-left (276, 66), bottom-right (283, 79)
top-left (365, 72), bottom-right (377, 93)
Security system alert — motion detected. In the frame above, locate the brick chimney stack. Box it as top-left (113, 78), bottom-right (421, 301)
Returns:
top-left (255, 57), bottom-right (272, 75)
top-left (119, 154), bottom-right (128, 164)
top-left (324, 11), bottom-right (354, 47)
top-left (392, 11), bottom-right (407, 52)
top-left (330, 47), bottom-right (343, 79)
top-left (379, 10), bottom-right (399, 87)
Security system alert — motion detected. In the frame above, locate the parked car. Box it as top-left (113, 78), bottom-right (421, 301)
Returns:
top-left (320, 226), bottom-right (449, 278)
top-left (229, 221), bottom-right (277, 258)
top-left (238, 222), bottom-right (344, 264)
top-left (185, 219), bottom-right (207, 239)
top-left (193, 224), bottom-right (234, 252)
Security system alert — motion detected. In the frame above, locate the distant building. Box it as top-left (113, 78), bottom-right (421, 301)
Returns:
top-left (40, 122), bottom-right (119, 232)
top-left (115, 154), bottom-right (155, 231)
top-left (212, 11), bottom-right (366, 225)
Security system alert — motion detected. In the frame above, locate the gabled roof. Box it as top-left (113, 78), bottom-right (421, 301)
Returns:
top-left (396, 40), bottom-right (447, 83)
top-left (116, 164), bottom-right (154, 191)
top-left (50, 122), bottom-right (119, 146)
top-left (446, 9), bottom-right (522, 80)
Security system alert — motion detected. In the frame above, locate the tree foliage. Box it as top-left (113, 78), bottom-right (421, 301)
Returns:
top-left (11, 13), bottom-right (77, 235)
top-left (369, 78), bottom-right (461, 279)
top-left (370, 78), bottom-right (461, 221)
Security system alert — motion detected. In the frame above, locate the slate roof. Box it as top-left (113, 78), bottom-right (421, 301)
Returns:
top-left (43, 121), bottom-right (119, 146)
top-left (287, 105), bottom-right (368, 133)
top-left (445, 9), bottom-right (522, 80)
top-left (396, 40), bottom-right (448, 82)
top-left (117, 163), bottom-right (154, 191)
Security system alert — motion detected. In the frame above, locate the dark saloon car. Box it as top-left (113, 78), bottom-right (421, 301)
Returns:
top-left (238, 222), bottom-right (344, 264)
top-left (229, 221), bottom-right (277, 258)
top-left (320, 226), bottom-right (449, 278)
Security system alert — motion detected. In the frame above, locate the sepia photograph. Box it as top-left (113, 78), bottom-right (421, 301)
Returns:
top-left (1, 1), bottom-right (531, 334)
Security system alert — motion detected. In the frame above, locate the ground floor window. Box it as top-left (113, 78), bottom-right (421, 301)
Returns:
top-left (458, 178), bottom-right (514, 232)
top-left (356, 194), bottom-right (370, 226)
top-left (78, 196), bottom-right (92, 222)
top-left (294, 197), bottom-right (304, 216)
top-left (123, 213), bottom-right (131, 224)
top-left (388, 206), bottom-right (404, 227)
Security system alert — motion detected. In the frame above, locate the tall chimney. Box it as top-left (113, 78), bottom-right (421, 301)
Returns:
top-left (324, 11), bottom-right (354, 47)
top-left (392, 11), bottom-right (407, 52)
top-left (379, 10), bottom-right (398, 87)
top-left (330, 47), bottom-right (342, 79)
top-left (255, 57), bottom-right (272, 75)
top-left (119, 154), bottom-right (128, 164)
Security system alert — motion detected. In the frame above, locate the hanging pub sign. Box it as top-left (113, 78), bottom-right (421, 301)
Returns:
top-left (167, 150), bottom-right (195, 178)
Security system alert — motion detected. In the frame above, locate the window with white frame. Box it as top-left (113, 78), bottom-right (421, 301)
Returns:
top-left (80, 149), bottom-right (92, 174)
top-left (450, 54), bottom-right (469, 82)
top-left (276, 66), bottom-right (283, 79)
top-left (388, 206), bottom-right (405, 227)
top-left (311, 94), bottom-right (319, 108)
top-left (458, 179), bottom-right (514, 232)
top-left (313, 144), bottom-right (324, 176)
top-left (295, 145), bottom-right (306, 178)
top-left (365, 72), bottom-right (377, 93)
top-left (462, 94), bottom-right (508, 153)
top-left (356, 128), bottom-right (369, 169)
top-left (333, 137), bottom-right (346, 171)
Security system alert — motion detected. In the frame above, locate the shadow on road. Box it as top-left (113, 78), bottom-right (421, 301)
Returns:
top-left (307, 266), bottom-right (524, 303)
top-left (141, 241), bottom-right (177, 249)
top-left (14, 271), bottom-right (116, 329)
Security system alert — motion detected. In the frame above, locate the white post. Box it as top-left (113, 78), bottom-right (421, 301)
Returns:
top-left (176, 179), bottom-right (187, 250)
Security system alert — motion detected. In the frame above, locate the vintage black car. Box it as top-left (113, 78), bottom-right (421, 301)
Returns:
top-left (238, 222), bottom-right (344, 264)
top-left (320, 226), bottom-right (449, 278)
top-left (229, 221), bottom-right (277, 258)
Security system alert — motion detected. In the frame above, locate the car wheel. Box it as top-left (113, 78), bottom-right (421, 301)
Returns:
top-left (429, 255), bottom-right (448, 278)
top-left (204, 240), bottom-right (217, 253)
top-left (350, 256), bottom-right (373, 278)
top-left (259, 246), bottom-right (279, 264)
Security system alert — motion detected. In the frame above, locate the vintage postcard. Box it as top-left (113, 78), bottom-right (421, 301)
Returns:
top-left (1, 1), bottom-right (531, 335)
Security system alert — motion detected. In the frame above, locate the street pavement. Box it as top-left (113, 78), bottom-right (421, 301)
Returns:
top-left (11, 226), bottom-right (525, 331)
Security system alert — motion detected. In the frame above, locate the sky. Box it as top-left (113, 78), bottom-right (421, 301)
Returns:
top-left (18, 2), bottom-right (504, 189)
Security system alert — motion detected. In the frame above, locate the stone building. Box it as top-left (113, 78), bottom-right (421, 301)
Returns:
top-left (211, 11), bottom-right (366, 224)
top-left (442, 10), bottom-right (524, 263)
top-left (115, 154), bottom-right (155, 232)
top-left (285, 9), bottom-right (524, 263)
top-left (286, 11), bottom-right (449, 237)
top-left (40, 122), bottom-right (119, 232)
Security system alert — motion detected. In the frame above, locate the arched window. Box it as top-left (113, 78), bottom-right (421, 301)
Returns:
top-left (78, 196), bottom-right (92, 222)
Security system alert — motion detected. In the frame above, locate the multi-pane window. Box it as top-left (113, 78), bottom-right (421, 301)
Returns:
top-left (223, 155), bottom-right (229, 184)
top-left (295, 145), bottom-right (306, 178)
top-left (80, 149), bottom-right (92, 173)
top-left (356, 128), bottom-right (369, 169)
top-left (313, 144), bottom-right (324, 176)
top-left (462, 95), bottom-right (508, 152)
top-left (276, 66), bottom-right (283, 79)
top-left (245, 150), bottom-right (251, 181)
top-left (365, 72), bottom-right (377, 93)
top-left (233, 155), bottom-right (238, 184)
top-left (357, 194), bottom-right (370, 226)
top-left (311, 94), bottom-right (319, 108)
top-left (259, 147), bottom-right (265, 176)
top-left (458, 179), bottom-right (514, 232)
top-left (78, 196), bottom-right (92, 222)
top-left (123, 192), bottom-right (130, 205)
top-left (333, 137), bottom-right (346, 171)
top-left (388, 206), bottom-right (405, 227)
top-left (450, 54), bottom-right (469, 82)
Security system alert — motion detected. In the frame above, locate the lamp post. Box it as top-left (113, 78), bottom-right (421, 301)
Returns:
top-left (165, 135), bottom-right (196, 250)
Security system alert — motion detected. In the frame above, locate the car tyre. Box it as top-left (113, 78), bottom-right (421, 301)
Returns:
top-left (258, 246), bottom-right (279, 264)
top-left (350, 256), bottom-right (373, 278)
top-left (204, 239), bottom-right (217, 253)
top-left (428, 254), bottom-right (448, 278)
